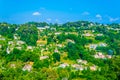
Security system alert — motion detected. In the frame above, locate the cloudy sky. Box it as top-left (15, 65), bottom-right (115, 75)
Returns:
top-left (0, 0), bottom-right (120, 24)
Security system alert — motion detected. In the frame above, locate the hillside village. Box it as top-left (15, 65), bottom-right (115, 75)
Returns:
top-left (0, 21), bottom-right (120, 80)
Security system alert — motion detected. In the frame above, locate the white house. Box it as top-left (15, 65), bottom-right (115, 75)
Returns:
top-left (94, 52), bottom-right (105, 59)
top-left (10, 64), bottom-right (16, 68)
top-left (22, 62), bottom-right (33, 71)
top-left (37, 27), bottom-right (46, 30)
top-left (59, 63), bottom-right (69, 68)
top-left (27, 46), bottom-right (33, 51)
top-left (106, 55), bottom-right (112, 59)
top-left (0, 45), bottom-right (2, 49)
top-left (45, 26), bottom-right (50, 29)
top-left (15, 46), bottom-right (22, 50)
top-left (14, 34), bottom-right (20, 40)
top-left (55, 32), bottom-right (61, 35)
top-left (50, 28), bottom-right (56, 31)
top-left (99, 43), bottom-right (107, 47)
top-left (6, 47), bottom-right (11, 54)
top-left (90, 65), bottom-right (97, 71)
top-left (0, 38), bottom-right (5, 41)
top-left (96, 34), bottom-right (103, 36)
top-left (22, 64), bottom-right (32, 71)
top-left (66, 39), bottom-right (75, 44)
top-left (89, 44), bottom-right (98, 50)
top-left (72, 64), bottom-right (84, 71)
top-left (54, 49), bottom-right (59, 53)
top-left (82, 33), bottom-right (94, 37)
top-left (77, 59), bottom-right (82, 63)
top-left (8, 41), bottom-right (14, 45)
top-left (37, 26), bottom-right (50, 30)
top-left (56, 44), bottom-right (63, 48)
top-left (40, 56), bottom-right (49, 60)
top-left (77, 59), bottom-right (87, 65)
top-left (16, 41), bottom-right (25, 45)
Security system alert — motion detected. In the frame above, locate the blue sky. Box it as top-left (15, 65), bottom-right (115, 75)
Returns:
top-left (0, 0), bottom-right (120, 24)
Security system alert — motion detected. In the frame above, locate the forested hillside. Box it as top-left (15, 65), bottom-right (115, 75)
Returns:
top-left (0, 21), bottom-right (120, 80)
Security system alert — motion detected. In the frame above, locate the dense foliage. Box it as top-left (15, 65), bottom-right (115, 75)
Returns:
top-left (0, 23), bottom-right (17, 39)
top-left (17, 25), bottom-right (38, 46)
top-left (0, 21), bottom-right (120, 80)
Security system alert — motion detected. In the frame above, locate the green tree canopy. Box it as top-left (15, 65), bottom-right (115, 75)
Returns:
top-left (17, 25), bottom-right (38, 46)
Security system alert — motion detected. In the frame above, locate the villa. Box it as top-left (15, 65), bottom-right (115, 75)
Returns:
top-left (72, 64), bottom-right (84, 71)
top-left (59, 63), bottom-right (69, 68)
top-left (90, 65), bottom-right (97, 71)
top-left (22, 62), bottom-right (33, 71)
top-left (40, 56), bottom-right (49, 60)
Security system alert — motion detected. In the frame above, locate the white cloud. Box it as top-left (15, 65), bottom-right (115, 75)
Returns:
top-left (96, 14), bottom-right (102, 20)
top-left (32, 12), bottom-right (41, 16)
top-left (47, 18), bottom-right (52, 22)
top-left (82, 12), bottom-right (90, 16)
top-left (109, 17), bottom-right (119, 22)
top-left (55, 19), bottom-right (59, 22)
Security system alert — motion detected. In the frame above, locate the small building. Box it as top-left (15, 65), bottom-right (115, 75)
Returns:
top-left (77, 59), bottom-right (82, 63)
top-left (55, 32), bottom-right (61, 35)
top-left (0, 45), bottom-right (2, 49)
top-left (72, 64), bottom-right (84, 71)
top-left (54, 49), bottom-right (59, 53)
top-left (94, 54), bottom-right (99, 58)
top-left (37, 26), bottom-right (50, 30)
top-left (99, 43), bottom-right (107, 47)
top-left (56, 44), bottom-right (63, 48)
top-left (59, 63), bottom-right (69, 68)
top-left (8, 41), bottom-right (14, 45)
top-left (14, 34), bottom-right (19, 40)
top-left (90, 65), bottom-right (97, 71)
top-left (15, 28), bottom-right (19, 31)
top-left (40, 56), bottom-right (49, 60)
top-left (15, 46), bottom-right (22, 50)
top-left (0, 38), bottom-right (5, 41)
top-left (37, 39), bottom-right (47, 46)
top-left (37, 27), bottom-right (46, 30)
top-left (50, 28), bottom-right (56, 31)
top-left (16, 41), bottom-right (25, 45)
top-left (66, 39), bottom-right (75, 44)
top-left (62, 77), bottom-right (68, 80)
top-left (0, 35), bottom-right (5, 40)
top-left (89, 44), bottom-right (98, 50)
top-left (6, 47), bottom-right (13, 54)
top-left (94, 52), bottom-right (105, 59)
top-left (82, 60), bottom-right (87, 65)
top-left (96, 34), bottom-right (103, 36)
top-left (10, 64), bottom-right (16, 68)
top-left (77, 59), bottom-right (87, 65)
top-left (22, 62), bottom-right (33, 71)
top-left (41, 49), bottom-right (45, 53)
top-left (27, 46), bottom-right (33, 51)
top-left (106, 55), bottom-right (112, 59)
top-left (82, 33), bottom-right (94, 37)
top-left (92, 30), bottom-right (95, 32)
